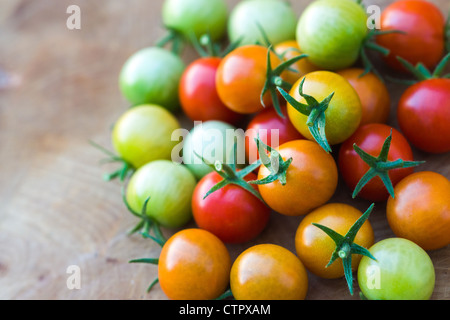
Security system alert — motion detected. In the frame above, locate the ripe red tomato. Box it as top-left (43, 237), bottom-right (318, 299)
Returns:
top-left (337, 68), bottom-right (390, 126)
top-left (397, 78), bottom-right (450, 154)
top-left (179, 57), bottom-right (243, 124)
top-left (215, 44), bottom-right (282, 114)
top-left (245, 105), bottom-right (304, 163)
top-left (158, 228), bottom-right (231, 300)
top-left (192, 171), bottom-right (271, 244)
top-left (376, 0), bottom-right (446, 72)
top-left (338, 123), bottom-right (418, 202)
top-left (387, 171), bottom-right (450, 251)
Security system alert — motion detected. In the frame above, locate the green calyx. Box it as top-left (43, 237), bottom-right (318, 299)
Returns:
top-left (196, 141), bottom-right (265, 202)
top-left (190, 31), bottom-right (242, 58)
top-left (313, 203), bottom-right (377, 296)
top-left (89, 140), bottom-right (135, 183)
top-left (390, 52), bottom-right (450, 85)
top-left (352, 129), bottom-right (425, 199)
top-left (248, 136), bottom-right (292, 186)
top-left (156, 27), bottom-right (186, 55)
top-left (261, 46), bottom-right (308, 119)
top-left (277, 77), bottom-right (334, 153)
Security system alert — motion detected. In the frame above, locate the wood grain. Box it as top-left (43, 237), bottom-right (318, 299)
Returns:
top-left (0, 0), bottom-right (448, 300)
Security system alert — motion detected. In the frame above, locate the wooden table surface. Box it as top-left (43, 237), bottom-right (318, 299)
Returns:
top-left (0, 0), bottom-right (449, 300)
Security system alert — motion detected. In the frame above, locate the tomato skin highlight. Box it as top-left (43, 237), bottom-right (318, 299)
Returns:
top-left (230, 244), bottom-right (308, 300)
top-left (337, 68), bottom-right (390, 127)
top-left (397, 78), bottom-right (450, 154)
top-left (295, 203), bottom-right (374, 279)
top-left (376, 0), bottom-right (446, 72)
top-left (216, 44), bottom-right (282, 114)
top-left (338, 123), bottom-right (416, 202)
top-left (192, 171), bottom-right (271, 244)
top-left (386, 171), bottom-right (450, 251)
top-left (357, 238), bottom-right (435, 300)
top-left (158, 228), bottom-right (231, 300)
top-left (179, 57), bottom-right (242, 124)
top-left (257, 139), bottom-right (338, 216)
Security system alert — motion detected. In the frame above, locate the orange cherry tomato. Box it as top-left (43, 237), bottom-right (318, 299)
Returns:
top-left (274, 40), bottom-right (319, 84)
top-left (337, 68), bottom-right (390, 126)
top-left (158, 228), bottom-right (231, 300)
top-left (216, 44), bottom-right (282, 114)
top-left (387, 171), bottom-right (450, 251)
top-left (257, 139), bottom-right (338, 216)
top-left (230, 244), bottom-right (308, 300)
top-left (295, 203), bottom-right (375, 279)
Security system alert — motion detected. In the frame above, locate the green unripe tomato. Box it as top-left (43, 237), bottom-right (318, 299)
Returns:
top-left (182, 120), bottom-right (244, 180)
top-left (296, 0), bottom-right (368, 70)
top-left (126, 160), bottom-right (197, 229)
top-left (162, 0), bottom-right (228, 42)
top-left (119, 47), bottom-right (185, 112)
top-left (228, 0), bottom-right (297, 46)
top-left (357, 238), bottom-right (435, 300)
top-left (112, 104), bottom-right (180, 169)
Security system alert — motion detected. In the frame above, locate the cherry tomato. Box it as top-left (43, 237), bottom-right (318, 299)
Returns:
top-left (257, 139), bottom-right (338, 216)
top-left (179, 57), bottom-right (242, 124)
top-left (125, 160), bottom-right (197, 229)
top-left (274, 40), bottom-right (319, 85)
top-left (376, 0), bottom-right (446, 72)
top-left (119, 47), bottom-right (185, 111)
top-left (397, 78), bottom-right (450, 154)
top-left (386, 171), bottom-right (450, 251)
top-left (338, 123), bottom-right (416, 202)
top-left (230, 244), bottom-right (308, 300)
top-left (296, 0), bottom-right (368, 70)
top-left (295, 203), bottom-right (375, 280)
top-left (216, 44), bottom-right (282, 114)
top-left (158, 228), bottom-right (231, 300)
top-left (337, 68), bottom-right (390, 126)
top-left (286, 71), bottom-right (362, 147)
top-left (227, 0), bottom-right (297, 46)
top-left (162, 0), bottom-right (228, 42)
top-left (357, 238), bottom-right (435, 300)
top-left (112, 104), bottom-right (180, 169)
top-left (192, 170), bottom-right (270, 244)
top-left (245, 105), bottom-right (304, 163)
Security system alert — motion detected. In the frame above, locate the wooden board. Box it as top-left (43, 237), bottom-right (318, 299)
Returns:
top-left (0, 0), bottom-right (448, 300)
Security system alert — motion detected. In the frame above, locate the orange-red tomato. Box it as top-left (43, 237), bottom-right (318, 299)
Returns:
top-left (387, 171), bottom-right (450, 251)
top-left (230, 244), bottom-right (308, 300)
top-left (295, 203), bottom-right (375, 279)
top-left (337, 68), bottom-right (390, 126)
top-left (257, 139), bottom-right (338, 216)
top-left (274, 40), bottom-right (319, 84)
top-left (216, 44), bottom-right (282, 114)
top-left (158, 228), bottom-right (231, 300)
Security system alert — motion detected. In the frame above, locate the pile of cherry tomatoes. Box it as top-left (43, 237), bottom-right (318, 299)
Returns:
top-left (95, 0), bottom-right (450, 300)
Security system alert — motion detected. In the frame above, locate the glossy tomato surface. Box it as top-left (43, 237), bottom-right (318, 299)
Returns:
top-left (295, 203), bottom-right (374, 279)
top-left (179, 57), bottom-right (242, 124)
top-left (230, 244), bottom-right (308, 300)
top-left (397, 78), bottom-right (450, 154)
top-left (386, 171), bottom-right (450, 251)
top-left (257, 139), bottom-right (338, 216)
top-left (192, 171), bottom-right (271, 244)
top-left (158, 228), bottom-right (231, 300)
top-left (376, 0), bottom-right (446, 71)
top-left (338, 123), bottom-right (416, 202)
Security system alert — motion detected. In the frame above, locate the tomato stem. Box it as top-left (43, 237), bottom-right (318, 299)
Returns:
top-left (351, 129), bottom-right (425, 199)
top-left (277, 78), bottom-right (333, 153)
top-left (312, 203), bottom-right (377, 295)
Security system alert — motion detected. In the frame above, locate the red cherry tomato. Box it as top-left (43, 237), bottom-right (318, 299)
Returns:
top-left (376, 0), bottom-right (446, 72)
top-left (245, 106), bottom-right (304, 163)
top-left (192, 171), bottom-right (271, 244)
top-left (179, 57), bottom-right (242, 124)
top-left (338, 123), bottom-right (417, 202)
top-left (397, 78), bottom-right (450, 154)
